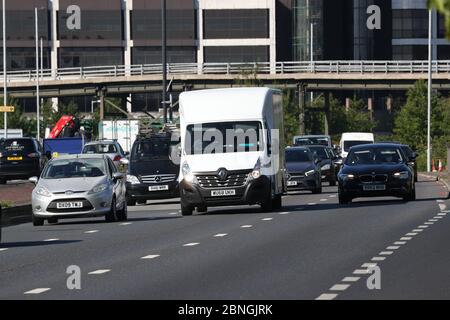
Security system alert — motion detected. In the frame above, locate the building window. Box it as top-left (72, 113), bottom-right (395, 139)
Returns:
top-left (131, 9), bottom-right (196, 41)
top-left (58, 10), bottom-right (123, 41)
top-left (392, 9), bottom-right (428, 39)
top-left (132, 47), bottom-right (196, 64)
top-left (204, 46), bottom-right (269, 63)
top-left (0, 10), bottom-right (49, 41)
top-left (437, 46), bottom-right (450, 59)
top-left (203, 9), bottom-right (269, 39)
top-left (0, 48), bottom-right (50, 71)
top-left (392, 45), bottom-right (428, 60)
top-left (58, 47), bottom-right (123, 68)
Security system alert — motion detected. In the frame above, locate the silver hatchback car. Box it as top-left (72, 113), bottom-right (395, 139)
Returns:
top-left (30, 154), bottom-right (127, 226)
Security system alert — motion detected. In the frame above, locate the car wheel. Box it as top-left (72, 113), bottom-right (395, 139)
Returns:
top-left (181, 203), bottom-right (193, 216)
top-left (338, 193), bottom-right (351, 205)
top-left (272, 194), bottom-right (282, 210)
top-left (48, 218), bottom-right (58, 224)
top-left (117, 200), bottom-right (128, 221)
top-left (312, 185), bottom-right (322, 194)
top-left (105, 198), bottom-right (118, 222)
top-left (32, 215), bottom-right (44, 226)
top-left (196, 206), bottom-right (208, 213)
top-left (404, 186), bottom-right (416, 202)
top-left (126, 197), bottom-right (136, 206)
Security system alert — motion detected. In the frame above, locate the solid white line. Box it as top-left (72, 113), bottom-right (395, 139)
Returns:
top-left (84, 230), bottom-right (99, 234)
top-left (120, 222), bottom-right (132, 226)
top-left (88, 269), bottom-right (111, 275)
top-left (379, 251), bottom-right (393, 255)
top-left (262, 218), bottom-right (273, 221)
top-left (0, 248), bottom-right (8, 252)
top-left (406, 233), bottom-right (418, 236)
top-left (183, 242), bottom-right (200, 247)
top-left (240, 225), bottom-right (253, 228)
top-left (214, 233), bottom-right (228, 237)
top-left (400, 237), bottom-right (412, 241)
top-left (387, 246), bottom-right (400, 250)
top-left (371, 257), bottom-right (386, 261)
top-left (141, 255), bottom-right (160, 260)
top-left (316, 293), bottom-right (338, 300)
top-left (24, 288), bottom-right (51, 295)
top-left (43, 238), bottom-right (59, 242)
top-left (330, 284), bottom-right (350, 291)
top-left (342, 277), bottom-right (360, 282)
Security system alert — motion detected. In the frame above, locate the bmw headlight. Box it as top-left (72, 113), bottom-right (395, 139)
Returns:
top-left (89, 183), bottom-right (108, 194)
top-left (127, 174), bottom-right (140, 185)
top-left (321, 164), bottom-right (331, 171)
top-left (35, 187), bottom-right (51, 197)
top-left (339, 173), bottom-right (355, 181)
top-left (182, 161), bottom-right (197, 184)
top-left (393, 171), bottom-right (409, 179)
top-left (305, 169), bottom-right (316, 177)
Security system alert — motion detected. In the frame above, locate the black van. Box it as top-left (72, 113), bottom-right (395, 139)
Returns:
top-left (0, 137), bottom-right (46, 184)
top-left (125, 133), bottom-right (180, 205)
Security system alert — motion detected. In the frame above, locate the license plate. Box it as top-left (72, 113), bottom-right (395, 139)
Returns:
top-left (149, 185), bottom-right (169, 191)
top-left (7, 156), bottom-right (22, 161)
top-left (287, 181), bottom-right (298, 186)
top-left (56, 201), bottom-right (83, 209)
top-left (363, 185), bottom-right (386, 191)
top-left (211, 189), bottom-right (236, 197)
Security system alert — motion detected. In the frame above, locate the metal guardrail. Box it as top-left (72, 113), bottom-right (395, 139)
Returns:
top-left (0, 60), bottom-right (449, 83)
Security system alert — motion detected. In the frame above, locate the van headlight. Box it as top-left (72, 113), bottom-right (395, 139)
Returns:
top-left (89, 183), bottom-right (108, 194)
top-left (182, 161), bottom-right (198, 184)
top-left (127, 175), bottom-right (140, 185)
top-left (36, 187), bottom-right (51, 197)
top-left (305, 170), bottom-right (316, 177)
top-left (393, 171), bottom-right (409, 179)
top-left (249, 158), bottom-right (262, 180)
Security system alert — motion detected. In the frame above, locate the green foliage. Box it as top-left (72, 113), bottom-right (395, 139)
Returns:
top-left (429, 0), bottom-right (450, 38)
top-left (0, 97), bottom-right (37, 137)
top-left (283, 89), bottom-right (300, 145)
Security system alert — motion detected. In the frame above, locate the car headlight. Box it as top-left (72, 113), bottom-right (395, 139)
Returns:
top-left (89, 183), bottom-right (108, 194)
top-left (249, 158), bottom-right (262, 180)
top-left (393, 171), bottom-right (409, 179)
top-left (127, 174), bottom-right (140, 185)
top-left (182, 161), bottom-right (198, 184)
top-left (321, 164), bottom-right (331, 171)
top-left (305, 170), bottom-right (316, 177)
top-left (339, 173), bottom-right (355, 181)
top-left (35, 187), bottom-right (51, 197)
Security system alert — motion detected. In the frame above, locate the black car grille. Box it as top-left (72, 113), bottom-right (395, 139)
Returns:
top-left (140, 174), bottom-right (177, 184)
top-left (46, 198), bottom-right (94, 213)
top-left (359, 174), bottom-right (388, 183)
top-left (196, 170), bottom-right (251, 189)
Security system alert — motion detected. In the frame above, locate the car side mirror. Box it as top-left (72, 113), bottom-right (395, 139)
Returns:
top-left (113, 172), bottom-right (124, 181)
top-left (411, 152), bottom-right (417, 160)
top-left (29, 176), bottom-right (39, 185)
top-left (120, 158), bottom-right (129, 166)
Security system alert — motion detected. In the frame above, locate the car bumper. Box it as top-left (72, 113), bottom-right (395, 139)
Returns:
top-left (286, 174), bottom-right (318, 191)
top-left (180, 176), bottom-right (270, 208)
top-left (126, 181), bottom-right (179, 201)
top-left (0, 164), bottom-right (40, 179)
top-left (339, 180), bottom-right (412, 198)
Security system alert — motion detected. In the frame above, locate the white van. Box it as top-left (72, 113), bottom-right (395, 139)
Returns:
top-left (340, 132), bottom-right (374, 158)
top-left (178, 87), bottom-right (286, 215)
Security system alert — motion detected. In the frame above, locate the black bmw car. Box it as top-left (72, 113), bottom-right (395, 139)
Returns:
top-left (338, 143), bottom-right (416, 204)
top-left (285, 147), bottom-right (322, 194)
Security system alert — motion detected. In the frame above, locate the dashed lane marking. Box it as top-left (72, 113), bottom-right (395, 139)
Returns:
top-left (386, 246), bottom-right (400, 250)
top-left (400, 237), bottom-right (413, 241)
top-left (320, 199), bottom-right (328, 202)
top-left (0, 248), bottom-right (8, 252)
top-left (88, 269), bottom-right (111, 275)
top-left (362, 263), bottom-right (377, 268)
top-left (24, 288), bottom-right (51, 295)
top-left (379, 251), bottom-right (394, 256)
top-left (262, 218), bottom-right (273, 221)
top-left (141, 255), bottom-right (160, 260)
top-left (418, 225), bottom-right (429, 229)
top-left (342, 277), bottom-right (360, 282)
top-left (371, 257), bottom-right (386, 261)
top-left (183, 242), bottom-right (200, 247)
top-left (120, 222), bottom-right (132, 226)
top-left (240, 225), bottom-right (253, 228)
top-left (316, 293), bottom-right (338, 300)
top-left (279, 212), bottom-right (290, 215)
top-left (214, 233), bottom-right (228, 237)
top-left (329, 284), bottom-right (350, 291)
top-left (394, 241), bottom-right (407, 245)
top-left (406, 233), bottom-right (418, 236)
top-left (84, 230), bottom-right (99, 234)
top-left (412, 229), bottom-right (424, 232)
top-left (424, 222), bottom-right (434, 225)
top-left (353, 269), bottom-right (370, 275)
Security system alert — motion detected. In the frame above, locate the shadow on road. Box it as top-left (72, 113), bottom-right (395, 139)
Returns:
top-left (0, 239), bottom-right (82, 249)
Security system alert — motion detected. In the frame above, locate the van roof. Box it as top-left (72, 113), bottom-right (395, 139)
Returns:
top-left (179, 87), bottom-right (277, 123)
top-left (341, 132), bottom-right (374, 140)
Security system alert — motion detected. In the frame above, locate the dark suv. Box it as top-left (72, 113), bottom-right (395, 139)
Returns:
top-left (0, 137), bottom-right (46, 184)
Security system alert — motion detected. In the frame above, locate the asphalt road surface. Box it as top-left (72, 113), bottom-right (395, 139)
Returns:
top-left (0, 176), bottom-right (449, 300)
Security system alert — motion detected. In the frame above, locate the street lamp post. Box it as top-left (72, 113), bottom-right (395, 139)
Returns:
top-left (2, 0), bottom-right (7, 139)
top-left (427, 9), bottom-right (432, 173)
top-left (161, 0), bottom-right (167, 124)
top-left (35, 7), bottom-right (40, 140)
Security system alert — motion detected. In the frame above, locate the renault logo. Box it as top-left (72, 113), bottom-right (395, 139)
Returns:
top-left (217, 168), bottom-right (228, 181)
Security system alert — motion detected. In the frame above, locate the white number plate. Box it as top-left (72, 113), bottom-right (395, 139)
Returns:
top-left (287, 181), bottom-right (298, 186)
top-left (211, 189), bottom-right (236, 197)
top-left (56, 201), bottom-right (83, 209)
top-left (363, 185), bottom-right (386, 191)
top-left (149, 185), bottom-right (169, 191)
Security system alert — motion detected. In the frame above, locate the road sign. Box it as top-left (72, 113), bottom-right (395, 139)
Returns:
top-left (0, 106), bottom-right (14, 112)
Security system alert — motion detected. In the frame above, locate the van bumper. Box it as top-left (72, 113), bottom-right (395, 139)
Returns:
top-left (180, 176), bottom-right (270, 208)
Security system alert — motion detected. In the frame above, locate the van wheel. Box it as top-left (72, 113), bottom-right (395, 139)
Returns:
top-left (261, 193), bottom-right (273, 212)
top-left (181, 204), bottom-right (193, 216)
top-left (126, 197), bottom-right (136, 206)
top-left (117, 200), bottom-right (128, 221)
top-left (312, 185), bottom-right (322, 194)
top-left (272, 194), bottom-right (282, 210)
top-left (48, 218), bottom-right (58, 224)
top-left (105, 198), bottom-right (118, 222)
top-left (32, 215), bottom-right (44, 226)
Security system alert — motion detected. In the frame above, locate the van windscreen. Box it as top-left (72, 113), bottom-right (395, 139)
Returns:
top-left (343, 140), bottom-right (373, 152)
top-left (185, 122), bottom-right (263, 155)
top-left (132, 139), bottom-right (172, 160)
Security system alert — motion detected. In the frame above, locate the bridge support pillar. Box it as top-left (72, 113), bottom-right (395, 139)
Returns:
top-left (99, 89), bottom-right (105, 121)
top-left (324, 92), bottom-right (330, 136)
top-left (298, 83), bottom-right (306, 136)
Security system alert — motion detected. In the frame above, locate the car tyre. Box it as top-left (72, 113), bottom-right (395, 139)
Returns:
top-left (105, 198), bottom-right (118, 222)
top-left (181, 203), bottom-right (193, 216)
top-left (48, 218), bottom-right (58, 224)
top-left (272, 194), bottom-right (282, 210)
top-left (338, 193), bottom-right (351, 205)
top-left (126, 197), bottom-right (136, 206)
top-left (32, 215), bottom-right (44, 226)
top-left (117, 200), bottom-right (128, 221)
top-left (312, 185), bottom-right (322, 194)
top-left (403, 185), bottom-right (416, 202)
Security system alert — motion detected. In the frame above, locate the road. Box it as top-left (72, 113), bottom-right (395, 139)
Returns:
top-left (0, 176), bottom-right (449, 300)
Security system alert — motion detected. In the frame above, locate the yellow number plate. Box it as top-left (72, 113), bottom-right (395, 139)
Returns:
top-left (7, 156), bottom-right (23, 161)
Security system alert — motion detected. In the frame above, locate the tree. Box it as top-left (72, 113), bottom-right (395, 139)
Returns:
top-left (0, 97), bottom-right (37, 137)
top-left (429, 0), bottom-right (450, 38)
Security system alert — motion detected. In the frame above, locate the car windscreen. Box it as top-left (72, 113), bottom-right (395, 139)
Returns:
top-left (0, 139), bottom-right (35, 154)
top-left (285, 149), bottom-right (311, 162)
top-left (132, 139), bottom-right (172, 160)
top-left (295, 137), bottom-right (329, 146)
top-left (83, 144), bottom-right (118, 154)
top-left (308, 146), bottom-right (330, 160)
top-left (343, 140), bottom-right (373, 152)
top-left (185, 121), bottom-right (263, 155)
top-left (346, 147), bottom-right (403, 165)
top-left (42, 159), bottom-right (106, 179)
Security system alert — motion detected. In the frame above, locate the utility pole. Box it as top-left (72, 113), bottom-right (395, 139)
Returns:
top-left (2, 0), bottom-right (7, 139)
top-left (35, 7), bottom-right (40, 140)
top-left (427, 9), bottom-right (432, 173)
top-left (161, 0), bottom-right (167, 124)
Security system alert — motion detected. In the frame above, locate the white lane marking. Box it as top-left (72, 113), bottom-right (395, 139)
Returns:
top-left (330, 284), bottom-right (350, 291)
top-left (279, 212), bottom-right (290, 215)
top-left (320, 199), bottom-right (328, 202)
top-left (120, 222), bottom-right (132, 226)
top-left (183, 242), bottom-right (200, 247)
top-left (353, 269), bottom-right (370, 275)
top-left (412, 229), bottom-right (424, 232)
top-left (394, 241), bottom-right (407, 245)
top-left (214, 233), bottom-right (228, 237)
top-left (262, 218), bottom-right (273, 221)
top-left (439, 204), bottom-right (446, 211)
top-left (43, 238), bottom-right (59, 242)
top-left (429, 219), bottom-right (438, 222)
top-left (88, 269), bottom-right (111, 275)
top-left (437, 200), bottom-right (445, 203)
top-left (84, 230), bottom-right (99, 234)
top-left (329, 195), bottom-right (337, 198)
top-left (307, 203), bottom-right (316, 206)
top-left (168, 212), bottom-right (178, 215)
top-left (316, 293), bottom-right (338, 300)
top-left (434, 216), bottom-right (444, 219)
top-left (424, 222), bottom-right (434, 225)
top-left (406, 232), bottom-right (418, 236)
top-left (400, 237), bottom-right (412, 241)
top-left (387, 246), bottom-right (400, 250)
top-left (438, 213), bottom-right (447, 216)
top-left (371, 257), bottom-right (386, 261)
top-left (379, 251), bottom-right (393, 256)
top-left (141, 255), bottom-right (160, 260)
top-left (362, 263), bottom-right (377, 268)
top-left (418, 225), bottom-right (429, 229)
top-left (240, 225), bottom-right (253, 228)
top-left (24, 288), bottom-right (51, 295)
top-left (342, 277), bottom-right (360, 282)
top-left (0, 248), bottom-right (8, 252)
